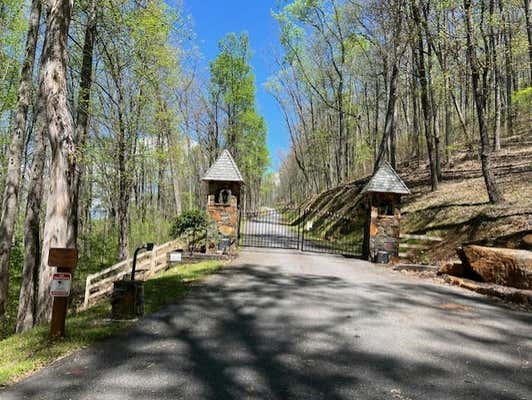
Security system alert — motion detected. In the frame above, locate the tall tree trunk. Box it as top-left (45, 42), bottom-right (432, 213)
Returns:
top-left (500, 1), bottom-right (514, 136)
top-left (412, 1), bottom-right (438, 191)
top-left (117, 106), bottom-right (130, 261)
top-left (525, 0), bottom-right (532, 86)
top-left (424, 15), bottom-right (441, 180)
top-left (464, 0), bottom-right (503, 204)
top-left (390, 103), bottom-right (397, 169)
top-left (165, 124), bottom-right (182, 215)
top-left (444, 74), bottom-right (452, 164)
top-left (433, 103), bottom-right (442, 179)
top-left (489, 0), bottom-right (501, 152)
top-left (36, 0), bottom-right (76, 323)
top-left (374, 64), bottom-right (399, 170)
top-left (117, 187), bottom-right (130, 261)
top-left (156, 131), bottom-right (164, 212)
top-left (411, 57), bottom-right (421, 166)
top-left (373, 77), bottom-right (379, 163)
top-left (0, 0), bottom-right (41, 318)
top-left (169, 160), bottom-right (182, 214)
top-left (68, 0), bottom-right (96, 248)
top-left (16, 100), bottom-right (47, 333)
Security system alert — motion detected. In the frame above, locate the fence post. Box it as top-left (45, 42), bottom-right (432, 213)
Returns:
top-left (150, 246), bottom-right (157, 276)
top-left (83, 276), bottom-right (91, 310)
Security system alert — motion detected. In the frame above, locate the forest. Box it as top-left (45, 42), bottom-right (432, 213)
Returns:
top-left (271, 0), bottom-right (531, 205)
top-left (0, 0), bottom-right (530, 339)
top-left (0, 0), bottom-right (268, 337)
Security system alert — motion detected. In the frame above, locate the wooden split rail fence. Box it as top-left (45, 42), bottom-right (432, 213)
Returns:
top-left (82, 239), bottom-right (182, 310)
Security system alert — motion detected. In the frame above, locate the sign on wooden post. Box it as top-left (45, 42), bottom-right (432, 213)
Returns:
top-left (50, 273), bottom-right (72, 297)
top-left (48, 248), bottom-right (78, 339)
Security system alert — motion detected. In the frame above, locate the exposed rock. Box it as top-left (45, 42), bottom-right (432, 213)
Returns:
top-left (457, 245), bottom-right (532, 289)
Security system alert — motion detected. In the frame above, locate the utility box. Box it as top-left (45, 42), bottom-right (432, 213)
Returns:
top-left (218, 237), bottom-right (231, 254)
top-left (111, 280), bottom-right (144, 320)
top-left (376, 251), bottom-right (390, 264)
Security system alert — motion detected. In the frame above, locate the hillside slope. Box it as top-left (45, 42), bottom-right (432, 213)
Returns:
top-left (293, 128), bottom-right (532, 264)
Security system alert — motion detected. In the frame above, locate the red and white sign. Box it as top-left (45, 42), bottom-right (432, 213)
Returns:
top-left (50, 273), bottom-right (72, 297)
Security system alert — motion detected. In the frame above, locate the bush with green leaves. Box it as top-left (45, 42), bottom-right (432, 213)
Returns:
top-left (170, 210), bottom-right (219, 252)
top-left (170, 210), bottom-right (209, 238)
top-left (512, 87), bottom-right (532, 113)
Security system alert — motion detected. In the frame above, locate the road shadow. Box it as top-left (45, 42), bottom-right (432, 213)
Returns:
top-left (3, 263), bottom-right (531, 400)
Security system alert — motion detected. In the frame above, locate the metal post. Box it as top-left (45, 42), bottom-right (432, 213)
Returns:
top-left (131, 243), bottom-right (154, 281)
top-left (300, 208), bottom-right (305, 252)
top-left (237, 206), bottom-right (242, 246)
top-left (297, 207), bottom-right (301, 251)
top-left (130, 246), bottom-right (142, 282)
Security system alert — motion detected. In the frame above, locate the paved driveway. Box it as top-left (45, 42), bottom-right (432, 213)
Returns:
top-left (240, 208), bottom-right (300, 249)
top-left (2, 249), bottom-right (531, 399)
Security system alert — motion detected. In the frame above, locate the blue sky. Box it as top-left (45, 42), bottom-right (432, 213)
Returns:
top-left (181, 0), bottom-right (287, 170)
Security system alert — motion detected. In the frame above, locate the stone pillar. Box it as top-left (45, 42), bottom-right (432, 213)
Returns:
top-left (206, 194), bottom-right (239, 253)
top-left (363, 193), bottom-right (401, 262)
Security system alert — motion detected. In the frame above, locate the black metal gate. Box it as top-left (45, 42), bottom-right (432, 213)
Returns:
top-left (238, 207), bottom-right (300, 250)
top-left (238, 207), bottom-right (361, 256)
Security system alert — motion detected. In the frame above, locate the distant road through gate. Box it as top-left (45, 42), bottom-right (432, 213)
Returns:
top-left (238, 207), bottom-right (361, 256)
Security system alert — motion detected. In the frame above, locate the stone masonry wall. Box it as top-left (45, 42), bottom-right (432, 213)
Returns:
top-left (207, 194), bottom-right (239, 251)
top-left (368, 206), bottom-right (401, 261)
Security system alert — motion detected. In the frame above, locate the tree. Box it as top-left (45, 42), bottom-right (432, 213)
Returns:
top-left (16, 96), bottom-right (47, 332)
top-left (35, 0), bottom-right (76, 323)
top-left (274, 0), bottom-right (358, 184)
top-left (525, 0), bottom-right (532, 85)
top-left (68, 0), bottom-right (97, 248)
top-left (0, 0), bottom-right (41, 318)
top-left (208, 33), bottom-right (269, 207)
top-left (372, 0), bottom-right (407, 170)
top-left (463, 0), bottom-right (503, 204)
top-left (410, 0), bottom-right (439, 191)
top-left (271, 0), bottom-right (528, 205)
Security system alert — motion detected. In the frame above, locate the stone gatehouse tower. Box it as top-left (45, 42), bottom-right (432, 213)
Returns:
top-left (362, 161), bottom-right (410, 262)
top-left (202, 150), bottom-right (244, 252)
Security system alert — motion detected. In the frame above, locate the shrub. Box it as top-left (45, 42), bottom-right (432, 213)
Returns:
top-left (512, 86), bottom-right (532, 113)
top-left (170, 210), bottom-right (218, 252)
top-left (170, 209), bottom-right (209, 238)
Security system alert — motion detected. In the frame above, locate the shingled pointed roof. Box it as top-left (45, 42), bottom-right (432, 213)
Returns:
top-left (362, 161), bottom-right (410, 195)
top-left (202, 150), bottom-right (244, 182)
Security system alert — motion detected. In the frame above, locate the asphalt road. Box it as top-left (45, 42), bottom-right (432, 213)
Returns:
top-left (240, 208), bottom-right (300, 249)
top-left (2, 249), bottom-right (531, 400)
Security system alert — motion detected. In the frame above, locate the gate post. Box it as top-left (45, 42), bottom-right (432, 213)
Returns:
top-left (201, 150), bottom-right (243, 254)
top-left (297, 207), bottom-right (301, 251)
top-left (237, 206), bottom-right (242, 246)
top-left (300, 208), bottom-right (305, 251)
top-left (360, 161), bottom-right (410, 261)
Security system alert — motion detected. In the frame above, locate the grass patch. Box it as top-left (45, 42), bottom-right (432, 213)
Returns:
top-left (0, 260), bottom-right (223, 387)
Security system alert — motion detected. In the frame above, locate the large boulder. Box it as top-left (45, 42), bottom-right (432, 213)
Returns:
top-left (457, 245), bottom-right (532, 289)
